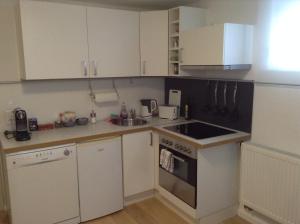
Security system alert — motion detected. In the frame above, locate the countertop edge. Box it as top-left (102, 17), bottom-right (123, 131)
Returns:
top-left (2, 121), bottom-right (251, 154)
top-left (1, 126), bottom-right (151, 154)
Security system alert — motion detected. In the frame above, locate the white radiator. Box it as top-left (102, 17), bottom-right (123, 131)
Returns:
top-left (240, 143), bottom-right (300, 224)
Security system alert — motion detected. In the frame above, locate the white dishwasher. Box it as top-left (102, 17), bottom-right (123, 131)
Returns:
top-left (6, 144), bottom-right (80, 224)
top-left (77, 137), bottom-right (123, 222)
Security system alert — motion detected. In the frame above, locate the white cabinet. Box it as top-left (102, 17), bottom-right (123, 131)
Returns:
top-left (140, 11), bottom-right (168, 76)
top-left (180, 23), bottom-right (253, 66)
top-left (87, 7), bottom-right (140, 77)
top-left (77, 137), bottom-right (123, 222)
top-left (0, 0), bottom-right (21, 82)
top-left (20, 0), bottom-right (89, 80)
top-left (123, 131), bottom-right (154, 197)
top-left (20, 0), bottom-right (140, 79)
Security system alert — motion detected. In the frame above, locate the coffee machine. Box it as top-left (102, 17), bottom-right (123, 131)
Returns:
top-left (14, 108), bottom-right (31, 141)
top-left (140, 99), bottom-right (158, 117)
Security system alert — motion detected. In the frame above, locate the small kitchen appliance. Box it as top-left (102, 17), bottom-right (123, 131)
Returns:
top-left (158, 105), bottom-right (178, 120)
top-left (140, 99), bottom-right (158, 117)
top-left (14, 108), bottom-right (31, 141)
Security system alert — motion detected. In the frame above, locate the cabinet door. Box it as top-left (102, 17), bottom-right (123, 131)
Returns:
top-left (181, 24), bottom-right (224, 66)
top-left (77, 137), bottom-right (123, 221)
top-left (20, 0), bottom-right (89, 79)
top-left (87, 7), bottom-right (140, 77)
top-left (0, 0), bottom-right (21, 82)
top-left (140, 11), bottom-right (168, 76)
top-left (123, 131), bottom-right (154, 197)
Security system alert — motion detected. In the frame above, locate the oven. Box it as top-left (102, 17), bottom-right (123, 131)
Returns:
top-left (159, 135), bottom-right (197, 208)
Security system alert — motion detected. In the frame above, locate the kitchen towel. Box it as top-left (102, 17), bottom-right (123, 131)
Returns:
top-left (160, 149), bottom-right (174, 173)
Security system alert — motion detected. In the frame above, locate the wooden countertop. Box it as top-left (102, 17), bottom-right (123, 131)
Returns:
top-left (1, 118), bottom-right (250, 154)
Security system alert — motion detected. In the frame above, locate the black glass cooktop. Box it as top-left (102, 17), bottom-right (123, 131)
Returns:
top-left (164, 122), bottom-right (235, 140)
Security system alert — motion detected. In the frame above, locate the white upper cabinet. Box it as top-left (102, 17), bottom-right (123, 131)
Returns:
top-left (87, 7), bottom-right (140, 77)
top-left (20, 0), bottom-right (89, 80)
top-left (140, 10), bottom-right (168, 76)
top-left (180, 23), bottom-right (253, 66)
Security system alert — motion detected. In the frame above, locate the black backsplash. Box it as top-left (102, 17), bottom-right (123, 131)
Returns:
top-left (165, 78), bottom-right (254, 133)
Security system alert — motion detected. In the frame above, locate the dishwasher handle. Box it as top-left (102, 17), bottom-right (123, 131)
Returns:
top-left (18, 157), bottom-right (69, 168)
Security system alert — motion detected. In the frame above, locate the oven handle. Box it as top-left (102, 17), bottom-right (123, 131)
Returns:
top-left (172, 155), bottom-right (185, 163)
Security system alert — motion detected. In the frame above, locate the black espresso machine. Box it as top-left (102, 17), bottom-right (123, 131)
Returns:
top-left (4, 108), bottom-right (31, 141)
top-left (14, 108), bottom-right (31, 141)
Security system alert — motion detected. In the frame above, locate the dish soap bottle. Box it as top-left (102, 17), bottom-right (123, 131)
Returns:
top-left (120, 102), bottom-right (128, 119)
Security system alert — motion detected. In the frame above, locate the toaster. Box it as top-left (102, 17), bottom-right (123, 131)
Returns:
top-left (159, 106), bottom-right (178, 120)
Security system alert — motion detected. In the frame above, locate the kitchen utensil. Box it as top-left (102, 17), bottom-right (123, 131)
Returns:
top-left (220, 82), bottom-right (228, 115)
top-left (141, 106), bottom-right (151, 117)
top-left (63, 120), bottom-right (76, 127)
top-left (28, 118), bottom-right (38, 131)
top-left (213, 81), bottom-right (220, 115)
top-left (61, 111), bottom-right (76, 123)
top-left (230, 82), bottom-right (239, 121)
top-left (76, 117), bottom-right (89, 126)
top-left (14, 108), bottom-right (31, 141)
top-left (159, 105), bottom-right (178, 120)
top-left (140, 99), bottom-right (158, 117)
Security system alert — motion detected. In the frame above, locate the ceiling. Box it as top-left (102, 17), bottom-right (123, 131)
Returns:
top-left (68, 0), bottom-right (200, 9)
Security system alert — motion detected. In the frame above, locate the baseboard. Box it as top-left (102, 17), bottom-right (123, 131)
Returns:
top-left (124, 190), bottom-right (155, 206)
top-left (155, 192), bottom-right (197, 224)
top-left (198, 205), bottom-right (238, 224)
top-left (155, 191), bottom-right (238, 224)
top-left (238, 206), bottom-right (278, 224)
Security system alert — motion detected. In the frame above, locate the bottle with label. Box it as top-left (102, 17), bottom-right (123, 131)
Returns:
top-left (184, 104), bottom-right (191, 120)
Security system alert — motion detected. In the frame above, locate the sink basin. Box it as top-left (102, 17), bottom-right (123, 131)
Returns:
top-left (111, 118), bottom-right (148, 126)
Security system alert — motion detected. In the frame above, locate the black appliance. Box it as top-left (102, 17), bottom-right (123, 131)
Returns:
top-left (159, 135), bottom-right (197, 208)
top-left (164, 122), bottom-right (235, 139)
top-left (14, 108), bottom-right (31, 141)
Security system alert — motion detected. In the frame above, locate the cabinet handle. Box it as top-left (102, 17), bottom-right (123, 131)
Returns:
top-left (82, 61), bottom-right (88, 77)
top-left (92, 60), bottom-right (97, 77)
top-left (150, 132), bottom-right (153, 146)
top-left (142, 61), bottom-right (146, 75)
top-left (179, 48), bottom-right (183, 63)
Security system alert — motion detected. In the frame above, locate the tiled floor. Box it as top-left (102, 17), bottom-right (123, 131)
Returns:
top-left (85, 198), bottom-right (250, 224)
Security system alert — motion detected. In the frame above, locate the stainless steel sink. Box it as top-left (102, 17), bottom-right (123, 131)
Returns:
top-left (111, 118), bottom-right (148, 126)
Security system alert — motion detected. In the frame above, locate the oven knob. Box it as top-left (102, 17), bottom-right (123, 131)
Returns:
top-left (187, 149), bottom-right (192, 154)
top-left (175, 144), bottom-right (179, 149)
top-left (169, 141), bottom-right (173, 146)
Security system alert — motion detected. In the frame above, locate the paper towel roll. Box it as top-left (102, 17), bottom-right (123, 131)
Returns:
top-left (94, 91), bottom-right (118, 103)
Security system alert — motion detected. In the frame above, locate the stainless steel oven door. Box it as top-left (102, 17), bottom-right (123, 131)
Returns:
top-left (159, 168), bottom-right (196, 208)
top-left (159, 145), bottom-right (197, 208)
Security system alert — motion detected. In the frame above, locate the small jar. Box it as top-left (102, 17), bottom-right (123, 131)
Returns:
top-left (90, 110), bottom-right (96, 124)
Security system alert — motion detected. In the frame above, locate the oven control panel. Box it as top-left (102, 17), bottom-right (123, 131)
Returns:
top-left (159, 135), bottom-right (197, 159)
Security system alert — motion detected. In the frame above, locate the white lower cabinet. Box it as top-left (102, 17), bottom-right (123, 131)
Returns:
top-left (122, 131), bottom-right (155, 197)
top-left (77, 137), bottom-right (123, 222)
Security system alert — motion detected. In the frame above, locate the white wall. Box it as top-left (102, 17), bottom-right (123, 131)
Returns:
top-left (0, 78), bottom-right (165, 130)
top-left (193, 0), bottom-right (300, 154)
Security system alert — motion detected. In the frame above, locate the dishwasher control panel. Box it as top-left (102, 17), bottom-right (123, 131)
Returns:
top-left (6, 144), bottom-right (76, 170)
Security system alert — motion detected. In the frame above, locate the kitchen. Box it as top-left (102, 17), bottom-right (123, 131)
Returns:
top-left (0, 0), bottom-right (299, 224)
